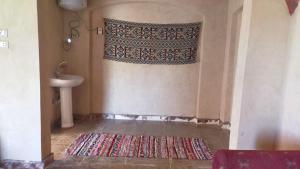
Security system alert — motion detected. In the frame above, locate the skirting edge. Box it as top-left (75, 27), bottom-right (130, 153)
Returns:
top-left (73, 113), bottom-right (231, 129)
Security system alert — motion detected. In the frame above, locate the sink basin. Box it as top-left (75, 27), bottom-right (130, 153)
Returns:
top-left (50, 74), bottom-right (84, 88)
top-left (49, 74), bottom-right (84, 128)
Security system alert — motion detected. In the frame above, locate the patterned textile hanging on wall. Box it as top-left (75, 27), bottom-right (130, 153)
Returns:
top-left (286, 0), bottom-right (299, 15)
top-left (104, 18), bottom-right (201, 65)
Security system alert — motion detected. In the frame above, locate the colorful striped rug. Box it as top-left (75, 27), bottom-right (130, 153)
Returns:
top-left (66, 133), bottom-right (213, 160)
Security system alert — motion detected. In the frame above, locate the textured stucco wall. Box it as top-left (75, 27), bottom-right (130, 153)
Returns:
top-left (63, 11), bottom-right (91, 116)
top-left (230, 0), bottom-right (290, 149)
top-left (38, 0), bottom-right (64, 159)
top-left (220, 0), bottom-right (244, 122)
top-left (65, 0), bottom-right (229, 118)
top-left (0, 0), bottom-right (42, 161)
top-left (277, 8), bottom-right (300, 150)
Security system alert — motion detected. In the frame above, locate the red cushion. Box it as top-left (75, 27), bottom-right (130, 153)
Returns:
top-left (212, 150), bottom-right (300, 169)
top-left (286, 0), bottom-right (299, 15)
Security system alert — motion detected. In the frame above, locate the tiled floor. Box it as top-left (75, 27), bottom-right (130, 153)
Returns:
top-left (47, 119), bottom-right (229, 169)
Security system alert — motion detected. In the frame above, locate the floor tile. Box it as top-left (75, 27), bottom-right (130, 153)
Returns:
top-left (47, 119), bottom-right (229, 169)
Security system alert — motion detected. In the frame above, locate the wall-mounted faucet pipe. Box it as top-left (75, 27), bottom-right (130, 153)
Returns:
top-left (69, 18), bottom-right (80, 39)
top-left (63, 12), bottom-right (100, 52)
top-left (72, 12), bottom-right (99, 32)
top-left (55, 60), bottom-right (68, 77)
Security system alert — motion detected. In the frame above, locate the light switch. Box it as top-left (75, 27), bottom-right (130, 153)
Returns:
top-left (0, 29), bottom-right (8, 38)
top-left (0, 41), bottom-right (9, 48)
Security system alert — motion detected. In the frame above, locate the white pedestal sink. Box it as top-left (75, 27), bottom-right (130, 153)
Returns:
top-left (50, 74), bottom-right (84, 128)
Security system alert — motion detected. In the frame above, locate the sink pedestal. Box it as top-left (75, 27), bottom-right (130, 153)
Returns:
top-left (60, 87), bottom-right (74, 128)
top-left (50, 74), bottom-right (84, 128)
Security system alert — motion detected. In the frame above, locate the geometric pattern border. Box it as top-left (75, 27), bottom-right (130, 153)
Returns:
top-left (104, 18), bottom-right (201, 65)
top-left (66, 133), bottom-right (213, 160)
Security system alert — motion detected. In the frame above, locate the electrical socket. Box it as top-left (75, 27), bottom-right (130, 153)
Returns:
top-left (0, 41), bottom-right (8, 48)
top-left (97, 27), bottom-right (103, 35)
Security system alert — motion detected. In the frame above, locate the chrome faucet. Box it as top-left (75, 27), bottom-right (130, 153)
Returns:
top-left (55, 60), bottom-right (68, 77)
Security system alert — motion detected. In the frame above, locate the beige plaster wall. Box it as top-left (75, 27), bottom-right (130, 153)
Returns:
top-left (38, 0), bottom-right (64, 158)
top-left (64, 11), bottom-right (91, 116)
top-left (220, 0), bottom-right (244, 122)
top-left (65, 0), bottom-right (229, 118)
top-left (230, 0), bottom-right (290, 149)
top-left (277, 9), bottom-right (300, 150)
top-left (0, 0), bottom-right (42, 161)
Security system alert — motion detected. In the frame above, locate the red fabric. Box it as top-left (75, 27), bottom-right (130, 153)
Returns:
top-left (212, 150), bottom-right (300, 169)
top-left (286, 0), bottom-right (299, 15)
